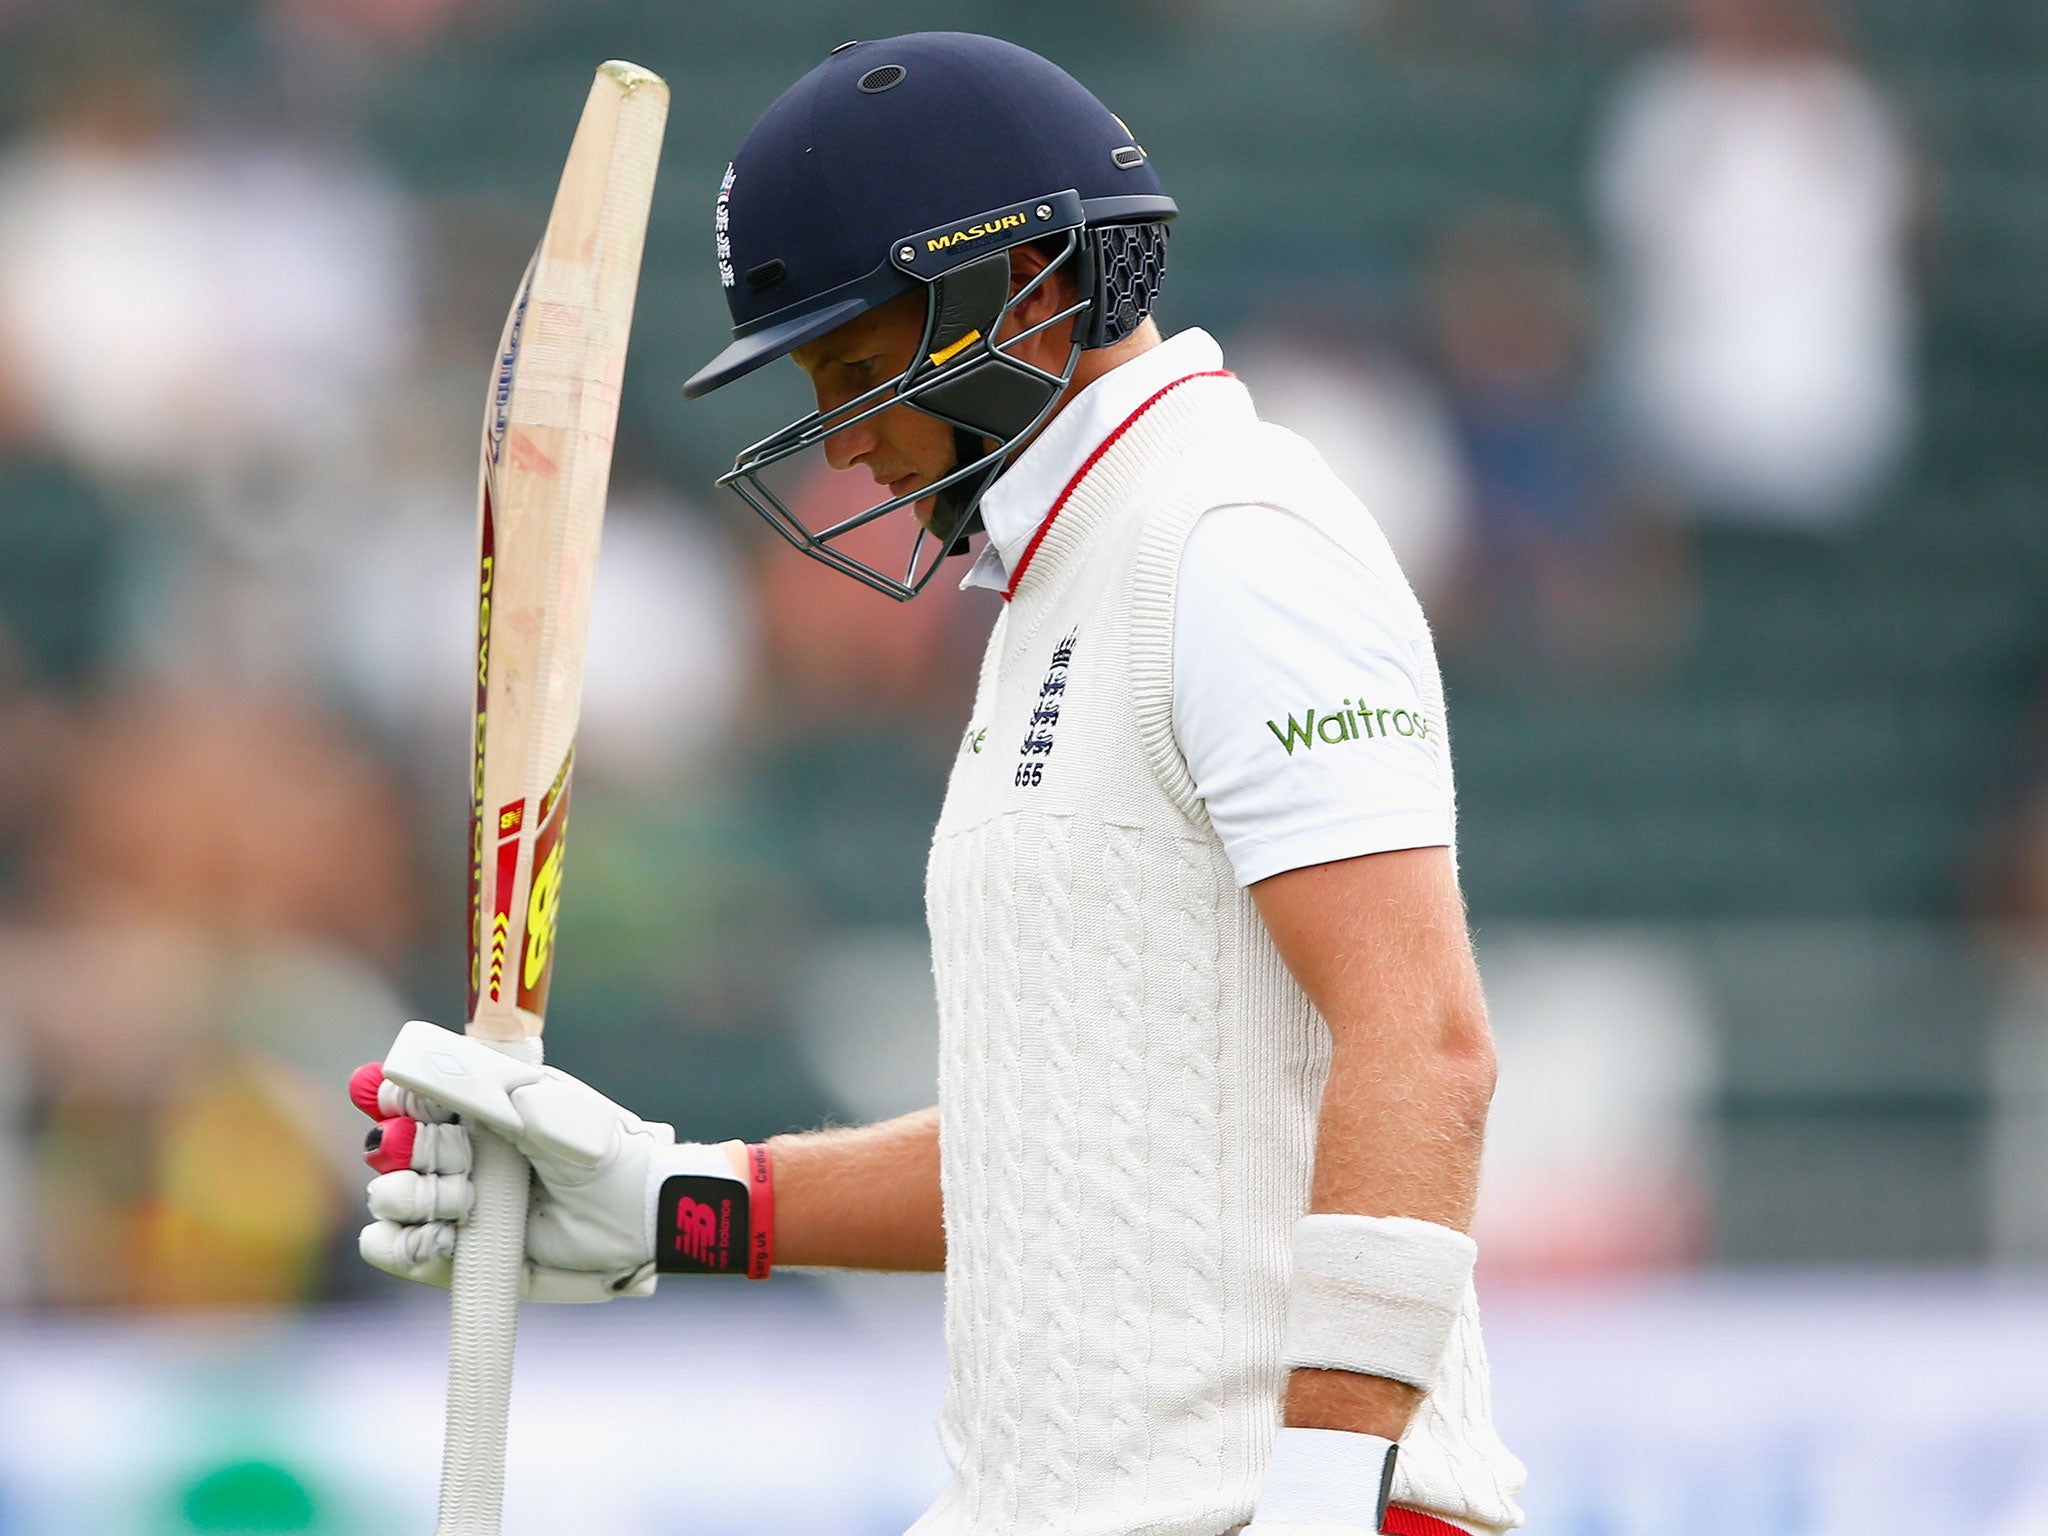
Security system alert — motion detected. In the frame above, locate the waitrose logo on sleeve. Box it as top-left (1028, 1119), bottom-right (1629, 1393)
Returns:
top-left (1266, 699), bottom-right (1437, 756)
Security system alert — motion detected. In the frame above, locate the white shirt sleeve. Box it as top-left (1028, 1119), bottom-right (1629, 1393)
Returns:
top-left (1172, 502), bottom-right (1454, 887)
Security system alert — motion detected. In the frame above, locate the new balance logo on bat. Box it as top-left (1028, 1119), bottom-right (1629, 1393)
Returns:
top-left (1267, 701), bottom-right (1436, 756)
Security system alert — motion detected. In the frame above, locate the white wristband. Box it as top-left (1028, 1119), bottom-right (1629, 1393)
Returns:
top-left (1253, 1426), bottom-right (1399, 1531)
top-left (1281, 1213), bottom-right (1476, 1392)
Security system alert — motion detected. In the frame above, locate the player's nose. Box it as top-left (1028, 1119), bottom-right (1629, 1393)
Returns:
top-left (822, 417), bottom-right (878, 473)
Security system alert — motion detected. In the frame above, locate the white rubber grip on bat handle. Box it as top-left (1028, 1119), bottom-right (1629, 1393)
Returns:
top-left (437, 1035), bottom-right (542, 1535)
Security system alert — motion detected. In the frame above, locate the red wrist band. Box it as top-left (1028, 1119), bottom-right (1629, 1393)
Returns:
top-left (1384, 1508), bottom-right (1475, 1536)
top-left (744, 1141), bottom-right (774, 1281)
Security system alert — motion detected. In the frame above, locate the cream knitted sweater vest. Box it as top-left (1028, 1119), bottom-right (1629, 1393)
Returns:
top-left (913, 373), bottom-right (1525, 1536)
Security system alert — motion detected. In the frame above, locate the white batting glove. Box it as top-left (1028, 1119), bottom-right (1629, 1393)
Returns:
top-left (351, 1021), bottom-right (771, 1302)
top-left (1244, 1428), bottom-right (1402, 1535)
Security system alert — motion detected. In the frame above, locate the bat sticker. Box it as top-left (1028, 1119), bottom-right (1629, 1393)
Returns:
top-left (487, 255), bottom-right (535, 469)
top-left (516, 751), bottom-right (574, 1014)
top-left (465, 496), bottom-right (497, 1019)
top-left (487, 797), bottom-right (524, 1003)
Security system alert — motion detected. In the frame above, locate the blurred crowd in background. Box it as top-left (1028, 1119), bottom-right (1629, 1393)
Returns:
top-left (0, 0), bottom-right (2041, 1327)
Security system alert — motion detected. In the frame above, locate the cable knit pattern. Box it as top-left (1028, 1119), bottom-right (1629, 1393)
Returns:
top-left (1101, 825), bottom-right (1153, 1510)
top-left (925, 828), bottom-right (985, 1532)
top-left (1169, 834), bottom-right (1227, 1505)
top-left (988, 812), bottom-right (1027, 1525)
top-left (912, 373), bottom-right (1524, 1536)
top-left (1391, 1285), bottom-right (1527, 1522)
top-left (1034, 815), bottom-right (1084, 1521)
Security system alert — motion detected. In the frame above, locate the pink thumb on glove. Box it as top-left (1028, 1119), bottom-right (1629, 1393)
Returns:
top-left (350, 1060), bottom-right (456, 1126)
top-left (349, 1062), bottom-right (385, 1120)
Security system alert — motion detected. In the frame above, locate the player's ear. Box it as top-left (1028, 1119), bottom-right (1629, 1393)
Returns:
top-left (1007, 240), bottom-right (1073, 318)
top-left (1007, 239), bottom-right (1056, 292)
top-left (1008, 241), bottom-right (1053, 288)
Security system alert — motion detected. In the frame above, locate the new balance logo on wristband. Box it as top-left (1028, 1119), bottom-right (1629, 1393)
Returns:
top-left (657, 1174), bottom-right (750, 1274)
top-left (672, 1195), bottom-right (719, 1265)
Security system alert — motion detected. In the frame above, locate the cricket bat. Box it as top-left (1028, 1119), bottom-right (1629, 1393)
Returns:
top-left (444, 60), bottom-right (667, 1535)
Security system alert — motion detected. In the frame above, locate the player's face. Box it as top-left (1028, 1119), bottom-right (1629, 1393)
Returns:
top-left (792, 290), bottom-right (957, 527)
top-left (789, 250), bottom-right (1075, 533)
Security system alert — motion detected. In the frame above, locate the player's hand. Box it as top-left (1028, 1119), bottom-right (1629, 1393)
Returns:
top-left (350, 1022), bottom-right (741, 1303)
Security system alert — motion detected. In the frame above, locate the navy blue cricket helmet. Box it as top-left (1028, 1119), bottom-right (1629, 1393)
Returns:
top-left (682, 33), bottom-right (1176, 600)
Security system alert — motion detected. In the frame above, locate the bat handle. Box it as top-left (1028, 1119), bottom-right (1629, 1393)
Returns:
top-left (436, 1035), bottom-right (542, 1535)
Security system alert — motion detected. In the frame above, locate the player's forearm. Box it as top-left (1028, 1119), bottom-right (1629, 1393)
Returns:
top-left (765, 1105), bottom-right (945, 1271)
top-left (1286, 990), bottom-right (1496, 1440)
top-left (1306, 985), bottom-right (1495, 1231)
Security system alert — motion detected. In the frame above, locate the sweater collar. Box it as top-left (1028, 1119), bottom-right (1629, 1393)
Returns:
top-left (961, 327), bottom-right (1228, 594)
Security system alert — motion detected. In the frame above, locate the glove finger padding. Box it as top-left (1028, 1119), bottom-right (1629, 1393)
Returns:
top-left (357, 1219), bottom-right (654, 1303)
top-left (404, 1121), bottom-right (471, 1174)
top-left (366, 1169), bottom-right (473, 1224)
top-left (363, 1117), bottom-right (472, 1177)
top-left (359, 1218), bottom-right (456, 1287)
top-left (349, 1062), bottom-right (456, 1124)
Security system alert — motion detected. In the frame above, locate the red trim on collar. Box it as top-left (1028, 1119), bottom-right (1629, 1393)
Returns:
top-left (1000, 369), bottom-right (1235, 601)
top-left (1384, 1507), bottom-right (1476, 1536)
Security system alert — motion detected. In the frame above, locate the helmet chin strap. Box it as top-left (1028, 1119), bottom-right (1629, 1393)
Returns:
top-left (938, 427), bottom-right (998, 555)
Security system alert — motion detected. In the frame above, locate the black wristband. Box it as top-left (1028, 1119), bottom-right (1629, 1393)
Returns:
top-left (654, 1172), bottom-right (752, 1275)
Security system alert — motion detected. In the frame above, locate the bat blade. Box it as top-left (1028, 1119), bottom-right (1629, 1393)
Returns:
top-left (469, 57), bottom-right (668, 1044)
top-left (441, 59), bottom-right (668, 1536)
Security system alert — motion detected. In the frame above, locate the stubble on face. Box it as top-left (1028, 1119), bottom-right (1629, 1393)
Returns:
top-left (792, 291), bottom-right (960, 526)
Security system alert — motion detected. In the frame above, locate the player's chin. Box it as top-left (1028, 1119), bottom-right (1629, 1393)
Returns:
top-left (887, 476), bottom-right (940, 532)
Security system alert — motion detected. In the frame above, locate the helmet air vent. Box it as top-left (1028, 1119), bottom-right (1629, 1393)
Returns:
top-left (744, 259), bottom-right (788, 293)
top-left (856, 64), bottom-right (907, 94)
top-left (1111, 145), bottom-right (1146, 170)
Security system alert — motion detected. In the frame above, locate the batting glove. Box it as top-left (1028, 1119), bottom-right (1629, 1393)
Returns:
top-left (1243, 1428), bottom-right (1403, 1535)
top-left (351, 1020), bottom-right (771, 1303)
